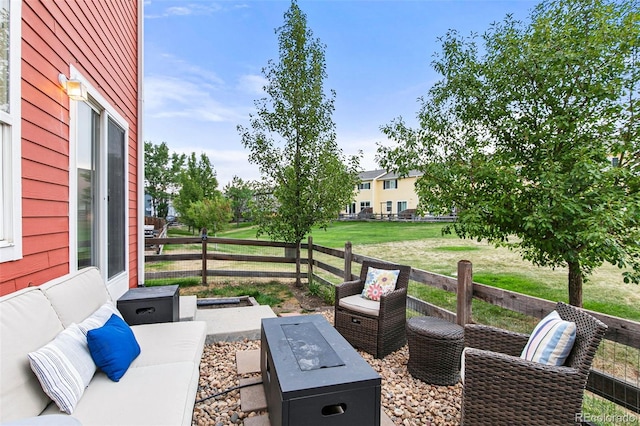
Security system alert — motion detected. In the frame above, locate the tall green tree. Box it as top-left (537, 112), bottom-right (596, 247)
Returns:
top-left (144, 141), bottom-right (185, 218)
top-left (378, 0), bottom-right (639, 307)
top-left (184, 198), bottom-right (232, 237)
top-left (238, 0), bottom-right (360, 287)
top-left (174, 152), bottom-right (220, 230)
top-left (223, 176), bottom-right (254, 226)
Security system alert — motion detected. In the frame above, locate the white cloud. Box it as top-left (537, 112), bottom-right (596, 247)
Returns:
top-left (165, 6), bottom-right (193, 16)
top-left (145, 75), bottom-right (250, 123)
top-left (237, 74), bottom-right (267, 95)
top-left (336, 133), bottom-right (387, 172)
top-left (170, 146), bottom-right (261, 188)
top-left (146, 2), bottom-right (224, 19)
top-left (158, 53), bottom-right (225, 87)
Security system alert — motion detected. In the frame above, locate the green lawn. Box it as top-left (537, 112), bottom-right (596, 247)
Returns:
top-left (216, 221), bottom-right (456, 247)
top-left (215, 221), bottom-right (640, 322)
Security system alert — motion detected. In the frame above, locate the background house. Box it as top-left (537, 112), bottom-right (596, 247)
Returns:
top-left (344, 169), bottom-right (423, 217)
top-left (0, 0), bottom-right (143, 298)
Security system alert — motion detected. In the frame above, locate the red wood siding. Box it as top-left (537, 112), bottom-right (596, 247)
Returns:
top-left (0, 1), bottom-right (140, 296)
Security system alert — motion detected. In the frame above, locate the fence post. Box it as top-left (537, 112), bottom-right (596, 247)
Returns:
top-left (456, 260), bottom-right (473, 326)
top-left (201, 228), bottom-right (208, 285)
top-left (307, 236), bottom-right (313, 285)
top-left (344, 241), bottom-right (352, 281)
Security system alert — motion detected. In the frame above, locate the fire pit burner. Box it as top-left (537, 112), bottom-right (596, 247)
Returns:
top-left (281, 322), bottom-right (345, 371)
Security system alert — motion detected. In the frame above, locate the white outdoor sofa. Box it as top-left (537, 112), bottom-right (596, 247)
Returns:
top-left (0, 267), bottom-right (206, 426)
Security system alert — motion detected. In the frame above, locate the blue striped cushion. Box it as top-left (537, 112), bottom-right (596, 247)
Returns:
top-left (521, 310), bottom-right (576, 365)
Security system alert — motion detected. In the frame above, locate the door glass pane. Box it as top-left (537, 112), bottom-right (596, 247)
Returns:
top-left (107, 118), bottom-right (125, 278)
top-left (77, 103), bottom-right (99, 269)
top-left (0, 0), bottom-right (9, 113)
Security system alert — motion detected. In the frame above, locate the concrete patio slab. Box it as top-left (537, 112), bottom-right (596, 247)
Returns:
top-left (196, 305), bottom-right (277, 343)
top-left (239, 377), bottom-right (267, 412)
top-left (179, 295), bottom-right (197, 321)
top-left (236, 349), bottom-right (261, 375)
top-left (243, 414), bottom-right (270, 426)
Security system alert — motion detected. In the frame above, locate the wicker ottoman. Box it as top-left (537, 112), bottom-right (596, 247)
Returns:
top-left (406, 316), bottom-right (464, 385)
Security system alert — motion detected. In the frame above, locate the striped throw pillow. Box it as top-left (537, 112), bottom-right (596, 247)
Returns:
top-left (78, 301), bottom-right (123, 335)
top-left (521, 310), bottom-right (576, 366)
top-left (28, 324), bottom-right (96, 414)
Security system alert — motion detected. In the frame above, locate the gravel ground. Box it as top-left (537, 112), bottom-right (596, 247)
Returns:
top-left (192, 310), bottom-right (462, 426)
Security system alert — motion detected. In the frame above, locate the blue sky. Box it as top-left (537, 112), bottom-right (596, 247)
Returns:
top-left (144, 0), bottom-right (537, 187)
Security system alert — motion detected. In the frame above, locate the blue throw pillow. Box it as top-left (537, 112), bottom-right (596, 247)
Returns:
top-left (87, 314), bottom-right (140, 382)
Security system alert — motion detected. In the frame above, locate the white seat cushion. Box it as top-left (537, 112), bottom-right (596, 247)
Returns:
top-left (41, 362), bottom-right (200, 426)
top-left (338, 294), bottom-right (380, 317)
top-left (130, 321), bottom-right (207, 367)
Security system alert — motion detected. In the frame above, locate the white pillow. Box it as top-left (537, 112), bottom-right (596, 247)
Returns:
top-left (78, 301), bottom-right (123, 335)
top-left (521, 310), bottom-right (576, 365)
top-left (27, 324), bottom-right (96, 414)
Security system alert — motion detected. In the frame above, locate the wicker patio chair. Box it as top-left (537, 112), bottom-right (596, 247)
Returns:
top-left (334, 260), bottom-right (411, 358)
top-left (461, 301), bottom-right (608, 425)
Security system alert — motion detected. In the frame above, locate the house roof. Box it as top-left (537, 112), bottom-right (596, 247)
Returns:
top-left (358, 169), bottom-right (387, 180)
top-left (379, 170), bottom-right (423, 180)
top-left (358, 169), bottom-right (423, 180)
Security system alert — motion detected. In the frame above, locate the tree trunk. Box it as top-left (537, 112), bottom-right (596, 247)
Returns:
top-left (568, 261), bottom-right (583, 307)
top-left (295, 240), bottom-right (302, 288)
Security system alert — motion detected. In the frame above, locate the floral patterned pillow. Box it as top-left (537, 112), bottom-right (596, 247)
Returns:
top-left (361, 267), bottom-right (400, 301)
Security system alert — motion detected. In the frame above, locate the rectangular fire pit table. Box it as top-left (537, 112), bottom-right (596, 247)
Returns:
top-left (261, 314), bottom-right (381, 426)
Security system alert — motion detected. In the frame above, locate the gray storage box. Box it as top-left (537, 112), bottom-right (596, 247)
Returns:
top-left (261, 314), bottom-right (381, 426)
top-left (117, 285), bottom-right (179, 325)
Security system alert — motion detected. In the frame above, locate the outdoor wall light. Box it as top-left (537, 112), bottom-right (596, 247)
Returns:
top-left (58, 73), bottom-right (88, 101)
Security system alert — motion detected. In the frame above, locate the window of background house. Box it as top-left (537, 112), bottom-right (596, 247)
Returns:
top-left (383, 180), bottom-right (397, 189)
top-left (358, 182), bottom-right (370, 190)
top-left (386, 201), bottom-right (392, 212)
top-left (360, 201), bottom-right (370, 211)
top-left (398, 201), bottom-right (407, 212)
top-left (0, 0), bottom-right (22, 262)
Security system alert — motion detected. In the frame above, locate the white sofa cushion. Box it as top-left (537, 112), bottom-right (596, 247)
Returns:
top-left (0, 287), bottom-right (65, 422)
top-left (1, 414), bottom-right (82, 425)
top-left (78, 301), bottom-right (123, 334)
top-left (28, 324), bottom-right (96, 414)
top-left (41, 267), bottom-right (111, 327)
top-left (41, 362), bottom-right (201, 426)
top-left (130, 321), bottom-right (207, 367)
top-left (338, 294), bottom-right (380, 317)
